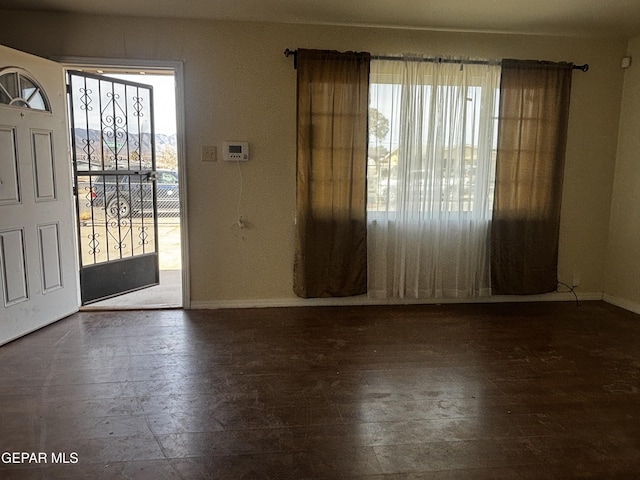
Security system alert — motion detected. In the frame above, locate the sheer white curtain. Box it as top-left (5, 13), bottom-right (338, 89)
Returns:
top-left (367, 57), bottom-right (501, 299)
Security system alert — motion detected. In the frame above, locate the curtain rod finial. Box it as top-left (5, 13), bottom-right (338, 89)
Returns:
top-left (284, 49), bottom-right (298, 69)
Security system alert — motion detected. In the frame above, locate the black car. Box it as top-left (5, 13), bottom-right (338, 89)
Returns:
top-left (79, 169), bottom-right (180, 218)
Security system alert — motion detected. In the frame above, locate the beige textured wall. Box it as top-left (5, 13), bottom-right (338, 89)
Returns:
top-left (605, 36), bottom-right (640, 310)
top-left (0, 11), bottom-right (627, 305)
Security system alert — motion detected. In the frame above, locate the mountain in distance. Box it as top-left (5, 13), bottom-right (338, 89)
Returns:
top-left (73, 128), bottom-right (176, 150)
top-left (73, 128), bottom-right (177, 168)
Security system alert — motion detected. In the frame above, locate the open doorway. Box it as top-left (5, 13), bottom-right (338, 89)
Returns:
top-left (64, 62), bottom-right (187, 309)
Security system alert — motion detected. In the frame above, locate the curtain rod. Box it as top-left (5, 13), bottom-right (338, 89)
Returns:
top-left (283, 49), bottom-right (589, 72)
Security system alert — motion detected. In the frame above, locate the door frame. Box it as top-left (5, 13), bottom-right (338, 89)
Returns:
top-left (58, 57), bottom-right (190, 309)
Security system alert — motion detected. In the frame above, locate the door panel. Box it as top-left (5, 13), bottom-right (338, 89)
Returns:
top-left (38, 222), bottom-right (63, 293)
top-left (0, 44), bottom-right (79, 346)
top-left (0, 126), bottom-right (19, 204)
top-left (67, 71), bottom-right (159, 304)
top-left (0, 228), bottom-right (28, 306)
top-left (32, 129), bottom-right (57, 200)
top-left (81, 254), bottom-right (158, 302)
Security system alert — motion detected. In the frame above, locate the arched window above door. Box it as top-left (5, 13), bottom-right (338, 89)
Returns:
top-left (0, 67), bottom-right (51, 111)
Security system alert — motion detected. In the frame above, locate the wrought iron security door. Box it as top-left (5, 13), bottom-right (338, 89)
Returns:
top-left (68, 71), bottom-right (159, 304)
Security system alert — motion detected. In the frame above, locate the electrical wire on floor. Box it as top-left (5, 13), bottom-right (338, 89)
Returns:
top-left (557, 281), bottom-right (580, 307)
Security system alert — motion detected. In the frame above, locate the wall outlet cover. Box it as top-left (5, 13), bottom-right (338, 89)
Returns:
top-left (202, 145), bottom-right (217, 162)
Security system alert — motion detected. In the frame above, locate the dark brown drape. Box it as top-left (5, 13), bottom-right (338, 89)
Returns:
top-left (293, 49), bottom-right (370, 298)
top-left (491, 60), bottom-right (573, 295)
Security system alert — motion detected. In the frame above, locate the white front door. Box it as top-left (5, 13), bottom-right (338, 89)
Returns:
top-left (0, 45), bottom-right (79, 345)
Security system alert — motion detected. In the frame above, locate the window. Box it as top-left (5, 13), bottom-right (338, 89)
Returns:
top-left (367, 58), bottom-right (501, 299)
top-left (0, 68), bottom-right (51, 111)
top-left (367, 60), bottom-right (500, 217)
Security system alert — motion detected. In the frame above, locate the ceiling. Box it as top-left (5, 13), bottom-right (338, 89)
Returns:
top-left (4, 0), bottom-right (640, 39)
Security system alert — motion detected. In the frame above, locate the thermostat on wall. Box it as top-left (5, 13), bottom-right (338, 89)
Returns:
top-left (223, 141), bottom-right (249, 161)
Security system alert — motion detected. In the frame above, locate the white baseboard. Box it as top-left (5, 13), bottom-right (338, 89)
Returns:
top-left (190, 290), bottom-right (604, 310)
top-left (602, 294), bottom-right (640, 315)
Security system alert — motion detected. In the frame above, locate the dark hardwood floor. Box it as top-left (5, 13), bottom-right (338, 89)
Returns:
top-left (1, 301), bottom-right (640, 479)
